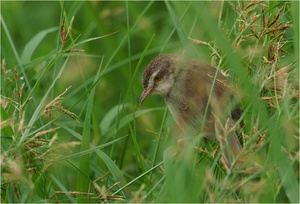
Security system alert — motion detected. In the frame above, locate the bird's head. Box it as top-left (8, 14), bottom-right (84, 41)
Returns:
top-left (139, 54), bottom-right (184, 105)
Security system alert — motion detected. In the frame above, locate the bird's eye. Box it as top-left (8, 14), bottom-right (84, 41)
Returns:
top-left (154, 76), bottom-right (160, 81)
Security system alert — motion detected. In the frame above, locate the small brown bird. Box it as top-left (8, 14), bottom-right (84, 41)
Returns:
top-left (139, 54), bottom-right (243, 170)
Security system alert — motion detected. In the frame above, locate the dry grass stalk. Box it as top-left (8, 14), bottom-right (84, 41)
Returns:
top-left (93, 171), bottom-right (110, 183)
top-left (48, 133), bottom-right (57, 146)
top-left (92, 172), bottom-right (123, 201)
top-left (36, 141), bottom-right (80, 160)
top-left (231, 1), bottom-right (293, 110)
top-left (267, 6), bottom-right (284, 28)
top-left (0, 97), bottom-right (8, 109)
top-left (44, 86), bottom-right (78, 121)
top-left (48, 172), bottom-right (124, 202)
top-left (18, 83), bottom-right (25, 100)
top-left (65, 16), bottom-right (74, 44)
top-left (131, 184), bottom-right (145, 203)
top-left (60, 15), bottom-right (74, 47)
top-left (17, 109), bottom-right (25, 134)
top-left (105, 182), bottom-right (120, 194)
top-left (13, 68), bottom-right (18, 84)
top-left (263, 24), bottom-right (292, 35)
top-left (245, 0), bottom-right (265, 10)
top-left (1, 58), bottom-right (10, 75)
top-left (12, 183), bottom-right (21, 202)
top-left (0, 118), bottom-right (14, 130)
top-left (188, 37), bottom-right (212, 46)
top-left (34, 127), bottom-right (60, 138)
top-left (60, 15), bottom-right (65, 46)
top-left (48, 191), bottom-right (94, 202)
top-left (59, 15), bottom-right (82, 53)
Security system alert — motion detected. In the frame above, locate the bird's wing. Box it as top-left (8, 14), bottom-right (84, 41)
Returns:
top-left (180, 63), bottom-right (231, 134)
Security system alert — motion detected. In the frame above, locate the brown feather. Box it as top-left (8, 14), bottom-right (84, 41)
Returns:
top-left (140, 54), bottom-right (243, 170)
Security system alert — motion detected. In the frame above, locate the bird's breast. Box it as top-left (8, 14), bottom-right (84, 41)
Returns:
top-left (164, 79), bottom-right (216, 137)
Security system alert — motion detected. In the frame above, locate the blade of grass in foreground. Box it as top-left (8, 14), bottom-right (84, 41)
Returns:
top-left (164, 1), bottom-right (198, 58)
top-left (21, 27), bottom-right (58, 64)
top-left (76, 58), bottom-right (103, 202)
top-left (61, 123), bottom-right (131, 199)
top-left (102, 107), bottom-right (164, 143)
top-left (195, 3), bottom-right (299, 203)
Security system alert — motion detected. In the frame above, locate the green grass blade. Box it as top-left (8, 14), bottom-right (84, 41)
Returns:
top-left (1, 14), bottom-right (32, 92)
top-left (76, 58), bottom-right (103, 202)
top-left (102, 107), bottom-right (164, 142)
top-left (21, 27), bottom-right (57, 64)
top-left (112, 161), bottom-right (164, 197)
top-left (129, 124), bottom-right (150, 189)
top-left (123, 33), bottom-right (155, 103)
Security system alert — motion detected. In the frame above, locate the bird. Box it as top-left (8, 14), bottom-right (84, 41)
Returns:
top-left (139, 54), bottom-right (243, 171)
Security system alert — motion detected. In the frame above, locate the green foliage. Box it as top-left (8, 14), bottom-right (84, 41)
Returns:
top-left (1, 1), bottom-right (298, 203)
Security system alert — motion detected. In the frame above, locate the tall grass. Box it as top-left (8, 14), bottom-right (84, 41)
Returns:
top-left (1, 1), bottom-right (298, 203)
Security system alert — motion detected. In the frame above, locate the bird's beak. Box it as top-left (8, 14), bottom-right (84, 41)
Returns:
top-left (139, 87), bottom-right (153, 105)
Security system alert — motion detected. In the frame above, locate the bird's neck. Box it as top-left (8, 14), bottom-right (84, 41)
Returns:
top-left (165, 79), bottom-right (186, 109)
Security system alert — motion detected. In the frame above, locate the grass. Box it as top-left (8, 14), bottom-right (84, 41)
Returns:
top-left (1, 1), bottom-right (299, 203)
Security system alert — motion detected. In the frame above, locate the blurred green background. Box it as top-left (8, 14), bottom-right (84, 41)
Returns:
top-left (1, 1), bottom-right (299, 203)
